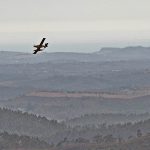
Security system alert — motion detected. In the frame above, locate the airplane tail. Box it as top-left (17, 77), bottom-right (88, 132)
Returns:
top-left (44, 43), bottom-right (48, 48)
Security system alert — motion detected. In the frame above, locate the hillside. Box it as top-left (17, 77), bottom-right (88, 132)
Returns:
top-left (1, 107), bottom-right (150, 144)
top-left (0, 108), bottom-right (66, 143)
top-left (1, 47), bottom-right (150, 102)
top-left (1, 47), bottom-right (150, 146)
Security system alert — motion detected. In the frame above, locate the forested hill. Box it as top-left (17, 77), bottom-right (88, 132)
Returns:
top-left (0, 108), bottom-right (66, 141)
top-left (1, 108), bottom-right (150, 145)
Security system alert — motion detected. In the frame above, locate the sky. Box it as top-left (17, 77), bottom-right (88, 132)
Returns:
top-left (0, 0), bottom-right (150, 52)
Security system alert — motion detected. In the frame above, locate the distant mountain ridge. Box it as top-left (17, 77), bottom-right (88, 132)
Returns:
top-left (99, 46), bottom-right (150, 53)
top-left (0, 45), bottom-right (150, 64)
top-left (96, 46), bottom-right (150, 60)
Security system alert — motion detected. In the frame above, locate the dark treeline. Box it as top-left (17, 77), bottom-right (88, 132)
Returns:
top-left (65, 113), bottom-right (150, 127)
top-left (51, 119), bottom-right (150, 143)
top-left (0, 131), bottom-right (50, 149)
top-left (54, 134), bottom-right (150, 150)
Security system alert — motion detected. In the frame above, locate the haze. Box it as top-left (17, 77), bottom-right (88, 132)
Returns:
top-left (1, 0), bottom-right (150, 52)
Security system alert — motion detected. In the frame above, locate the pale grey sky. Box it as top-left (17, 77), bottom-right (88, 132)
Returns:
top-left (0, 0), bottom-right (150, 52)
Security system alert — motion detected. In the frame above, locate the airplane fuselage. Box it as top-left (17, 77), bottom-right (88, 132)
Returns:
top-left (33, 45), bottom-right (45, 48)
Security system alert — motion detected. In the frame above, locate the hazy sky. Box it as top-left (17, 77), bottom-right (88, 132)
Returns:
top-left (0, 0), bottom-right (150, 52)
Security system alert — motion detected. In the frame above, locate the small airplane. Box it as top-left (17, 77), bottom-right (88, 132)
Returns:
top-left (33, 38), bottom-right (48, 54)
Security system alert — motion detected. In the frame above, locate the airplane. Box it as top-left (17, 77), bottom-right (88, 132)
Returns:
top-left (33, 38), bottom-right (48, 54)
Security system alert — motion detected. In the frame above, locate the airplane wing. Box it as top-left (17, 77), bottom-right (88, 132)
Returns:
top-left (33, 47), bottom-right (41, 54)
top-left (39, 38), bottom-right (46, 47)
